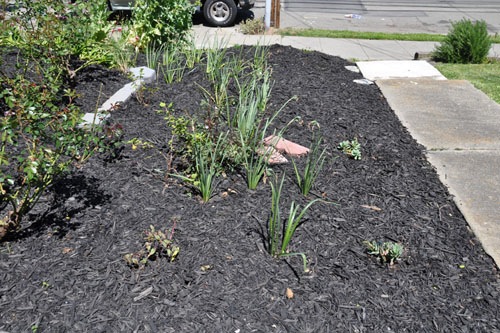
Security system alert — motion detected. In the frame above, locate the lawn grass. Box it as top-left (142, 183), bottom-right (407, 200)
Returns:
top-left (278, 28), bottom-right (500, 43)
top-left (435, 61), bottom-right (500, 104)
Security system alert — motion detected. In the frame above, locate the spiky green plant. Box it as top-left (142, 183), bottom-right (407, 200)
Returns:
top-left (268, 174), bottom-right (321, 272)
top-left (292, 135), bottom-right (327, 196)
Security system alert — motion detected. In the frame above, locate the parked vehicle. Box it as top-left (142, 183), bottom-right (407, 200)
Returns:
top-left (107, 0), bottom-right (254, 27)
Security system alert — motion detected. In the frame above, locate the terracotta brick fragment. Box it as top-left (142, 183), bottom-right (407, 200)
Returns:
top-left (256, 146), bottom-right (289, 165)
top-left (264, 135), bottom-right (310, 157)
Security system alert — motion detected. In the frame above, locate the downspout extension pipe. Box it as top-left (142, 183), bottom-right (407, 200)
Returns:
top-left (265, 0), bottom-right (271, 29)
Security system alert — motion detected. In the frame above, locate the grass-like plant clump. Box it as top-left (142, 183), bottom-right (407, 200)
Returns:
top-left (268, 174), bottom-right (322, 272)
top-left (240, 17), bottom-right (266, 35)
top-left (292, 135), bottom-right (327, 196)
top-left (154, 44), bottom-right (302, 195)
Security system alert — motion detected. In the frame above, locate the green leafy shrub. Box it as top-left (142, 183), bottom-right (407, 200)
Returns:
top-left (129, 0), bottom-right (195, 50)
top-left (432, 19), bottom-right (492, 64)
top-left (0, 0), bottom-right (124, 239)
top-left (1, 0), bottom-right (116, 80)
top-left (0, 75), bottom-right (119, 239)
top-left (159, 102), bottom-right (210, 168)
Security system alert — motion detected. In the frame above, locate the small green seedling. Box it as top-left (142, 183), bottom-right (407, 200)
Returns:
top-left (363, 240), bottom-right (403, 265)
top-left (125, 223), bottom-right (180, 268)
top-left (338, 138), bottom-right (361, 160)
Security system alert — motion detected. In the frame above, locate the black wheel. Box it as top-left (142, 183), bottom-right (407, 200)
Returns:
top-left (203, 0), bottom-right (237, 27)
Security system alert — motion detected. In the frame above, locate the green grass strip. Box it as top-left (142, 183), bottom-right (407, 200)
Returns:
top-left (435, 62), bottom-right (500, 104)
top-left (278, 28), bottom-right (500, 43)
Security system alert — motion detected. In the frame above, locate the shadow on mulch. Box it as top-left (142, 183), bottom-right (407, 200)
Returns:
top-left (1, 45), bottom-right (499, 332)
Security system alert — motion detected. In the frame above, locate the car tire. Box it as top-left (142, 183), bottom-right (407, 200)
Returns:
top-left (203, 0), bottom-right (237, 27)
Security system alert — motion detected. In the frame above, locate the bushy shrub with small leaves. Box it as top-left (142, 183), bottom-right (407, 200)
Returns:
top-left (432, 19), bottom-right (492, 64)
top-left (240, 18), bottom-right (266, 35)
top-left (129, 0), bottom-right (195, 50)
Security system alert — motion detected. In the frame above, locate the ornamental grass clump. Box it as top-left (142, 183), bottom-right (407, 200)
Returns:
top-left (240, 17), bottom-right (266, 35)
top-left (161, 45), bottom-right (187, 84)
top-left (191, 134), bottom-right (228, 202)
top-left (292, 135), bottom-right (327, 196)
top-left (432, 19), bottom-right (492, 64)
top-left (268, 174), bottom-right (321, 272)
top-left (145, 42), bottom-right (166, 73)
top-left (239, 98), bottom-right (298, 190)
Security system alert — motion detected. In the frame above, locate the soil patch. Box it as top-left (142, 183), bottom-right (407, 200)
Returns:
top-left (1, 45), bottom-right (499, 332)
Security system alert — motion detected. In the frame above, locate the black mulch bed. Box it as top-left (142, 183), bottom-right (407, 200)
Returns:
top-left (1, 45), bottom-right (500, 332)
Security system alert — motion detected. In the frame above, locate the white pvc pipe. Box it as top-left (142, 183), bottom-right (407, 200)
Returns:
top-left (265, 0), bottom-right (271, 29)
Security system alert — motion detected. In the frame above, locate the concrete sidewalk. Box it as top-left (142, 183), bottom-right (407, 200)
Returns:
top-left (250, 4), bottom-right (500, 35)
top-left (193, 5), bottom-right (500, 61)
top-left (192, 13), bottom-right (500, 267)
top-left (376, 78), bottom-right (500, 267)
top-left (192, 26), bottom-right (500, 62)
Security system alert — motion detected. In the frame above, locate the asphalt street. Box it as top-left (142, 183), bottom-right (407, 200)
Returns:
top-left (252, 0), bottom-right (500, 34)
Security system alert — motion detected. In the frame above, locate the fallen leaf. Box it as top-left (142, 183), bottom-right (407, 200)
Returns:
top-left (285, 288), bottom-right (294, 299)
top-left (62, 247), bottom-right (73, 254)
top-left (361, 205), bottom-right (382, 212)
top-left (200, 265), bottom-right (213, 272)
top-left (133, 286), bottom-right (153, 301)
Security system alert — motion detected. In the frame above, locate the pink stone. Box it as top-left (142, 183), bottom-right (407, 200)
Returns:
top-left (264, 135), bottom-right (310, 157)
top-left (256, 146), bottom-right (289, 165)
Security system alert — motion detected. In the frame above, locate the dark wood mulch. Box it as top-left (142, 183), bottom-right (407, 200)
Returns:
top-left (1, 45), bottom-right (499, 332)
